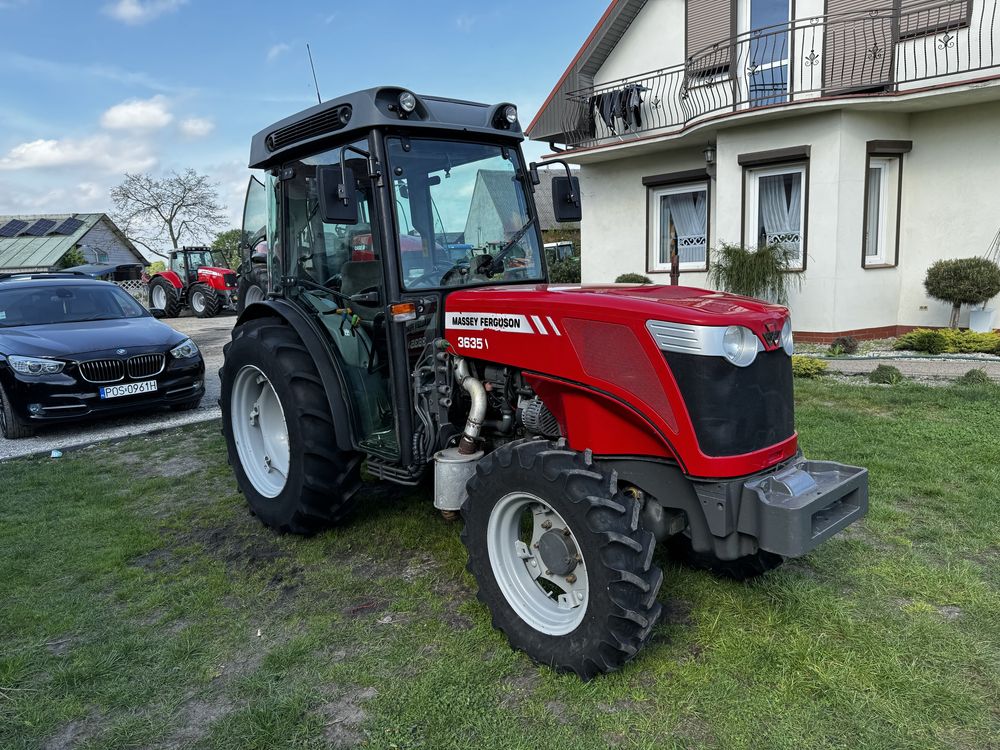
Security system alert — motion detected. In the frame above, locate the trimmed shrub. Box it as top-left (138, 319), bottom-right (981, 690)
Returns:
top-left (548, 256), bottom-right (581, 284)
top-left (956, 368), bottom-right (992, 386)
top-left (791, 356), bottom-right (828, 379)
top-left (615, 273), bottom-right (652, 284)
top-left (869, 364), bottom-right (904, 385)
top-left (828, 335), bottom-right (859, 355)
top-left (924, 257), bottom-right (1000, 328)
top-left (894, 328), bottom-right (1000, 354)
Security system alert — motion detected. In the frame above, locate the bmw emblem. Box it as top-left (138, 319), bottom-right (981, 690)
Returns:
top-left (116, 348), bottom-right (127, 356)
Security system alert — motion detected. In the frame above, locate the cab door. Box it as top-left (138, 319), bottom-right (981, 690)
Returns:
top-left (281, 141), bottom-right (398, 460)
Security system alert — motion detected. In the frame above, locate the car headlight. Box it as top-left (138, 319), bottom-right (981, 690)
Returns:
top-left (8, 355), bottom-right (65, 375)
top-left (781, 317), bottom-right (794, 356)
top-left (170, 339), bottom-right (200, 359)
top-left (722, 326), bottom-right (759, 367)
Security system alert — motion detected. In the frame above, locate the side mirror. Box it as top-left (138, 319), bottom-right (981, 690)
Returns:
top-left (149, 308), bottom-right (166, 319)
top-left (551, 175), bottom-right (582, 223)
top-left (318, 165), bottom-right (359, 225)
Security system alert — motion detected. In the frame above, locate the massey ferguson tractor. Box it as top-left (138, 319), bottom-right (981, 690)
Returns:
top-left (220, 87), bottom-right (869, 678)
top-left (148, 246), bottom-right (238, 318)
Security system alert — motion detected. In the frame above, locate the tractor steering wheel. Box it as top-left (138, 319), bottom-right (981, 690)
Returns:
top-left (407, 260), bottom-right (469, 289)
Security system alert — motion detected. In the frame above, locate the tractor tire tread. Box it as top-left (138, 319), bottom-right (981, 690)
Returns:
top-left (191, 283), bottom-right (221, 318)
top-left (149, 277), bottom-right (182, 318)
top-left (461, 438), bottom-right (663, 679)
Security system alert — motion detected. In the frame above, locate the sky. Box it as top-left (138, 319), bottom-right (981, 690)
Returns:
top-left (0, 0), bottom-right (607, 254)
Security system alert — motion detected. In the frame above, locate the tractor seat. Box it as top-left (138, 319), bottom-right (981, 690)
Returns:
top-left (339, 260), bottom-right (382, 322)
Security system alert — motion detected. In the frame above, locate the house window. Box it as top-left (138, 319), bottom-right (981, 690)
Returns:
top-left (746, 164), bottom-right (806, 270)
top-left (863, 155), bottom-right (902, 268)
top-left (648, 183), bottom-right (709, 273)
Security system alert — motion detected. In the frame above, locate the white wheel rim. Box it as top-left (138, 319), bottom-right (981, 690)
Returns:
top-left (191, 291), bottom-right (205, 313)
top-left (231, 365), bottom-right (290, 498)
top-left (487, 492), bottom-right (589, 635)
top-left (246, 285), bottom-right (265, 304)
top-left (152, 286), bottom-right (166, 309)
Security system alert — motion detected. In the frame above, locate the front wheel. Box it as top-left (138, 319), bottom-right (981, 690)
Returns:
top-left (0, 382), bottom-right (34, 439)
top-left (462, 439), bottom-right (663, 679)
top-left (189, 284), bottom-right (221, 318)
top-left (220, 318), bottom-right (362, 534)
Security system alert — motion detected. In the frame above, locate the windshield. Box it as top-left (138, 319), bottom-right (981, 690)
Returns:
top-left (175, 250), bottom-right (227, 272)
top-left (0, 284), bottom-right (149, 327)
top-left (387, 138), bottom-right (544, 290)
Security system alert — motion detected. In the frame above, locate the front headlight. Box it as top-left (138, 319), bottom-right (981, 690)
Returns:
top-left (170, 339), bottom-right (200, 359)
top-left (722, 326), bottom-right (759, 367)
top-left (781, 317), bottom-right (794, 356)
top-left (8, 355), bottom-right (65, 375)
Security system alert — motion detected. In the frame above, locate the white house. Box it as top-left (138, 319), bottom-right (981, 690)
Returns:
top-left (529, 0), bottom-right (1000, 339)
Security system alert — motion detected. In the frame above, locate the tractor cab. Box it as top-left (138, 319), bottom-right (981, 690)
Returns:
top-left (238, 87), bottom-right (577, 466)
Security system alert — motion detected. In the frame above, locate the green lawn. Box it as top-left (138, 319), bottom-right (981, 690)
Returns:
top-left (1, 379), bottom-right (998, 749)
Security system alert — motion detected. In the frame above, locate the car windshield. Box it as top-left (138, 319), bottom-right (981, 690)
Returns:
top-left (0, 284), bottom-right (149, 327)
top-left (386, 138), bottom-right (544, 289)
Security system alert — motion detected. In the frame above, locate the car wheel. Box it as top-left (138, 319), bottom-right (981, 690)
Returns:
top-left (0, 382), bottom-right (34, 439)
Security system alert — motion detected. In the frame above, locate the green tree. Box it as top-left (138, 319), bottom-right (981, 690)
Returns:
top-left (57, 247), bottom-right (86, 269)
top-left (924, 257), bottom-right (1000, 328)
top-left (146, 261), bottom-right (166, 275)
top-left (212, 228), bottom-right (245, 270)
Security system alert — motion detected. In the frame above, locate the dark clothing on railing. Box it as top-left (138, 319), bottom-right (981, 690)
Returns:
top-left (587, 83), bottom-right (646, 137)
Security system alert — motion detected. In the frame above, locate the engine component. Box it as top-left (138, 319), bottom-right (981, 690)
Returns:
top-left (454, 356), bottom-right (486, 454)
top-left (521, 398), bottom-right (561, 438)
top-left (433, 446), bottom-right (484, 511)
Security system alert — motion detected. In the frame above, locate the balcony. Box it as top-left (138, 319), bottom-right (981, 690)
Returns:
top-left (560, 0), bottom-right (999, 149)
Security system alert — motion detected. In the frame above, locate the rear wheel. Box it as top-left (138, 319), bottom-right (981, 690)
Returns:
top-left (190, 284), bottom-right (221, 318)
top-left (149, 278), bottom-right (182, 318)
top-left (0, 382), bottom-right (34, 439)
top-left (462, 439), bottom-right (663, 679)
top-left (220, 317), bottom-right (362, 534)
top-left (237, 272), bottom-right (266, 314)
top-left (667, 535), bottom-right (784, 581)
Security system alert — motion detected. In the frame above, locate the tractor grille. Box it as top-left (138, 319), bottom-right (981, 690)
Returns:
top-left (127, 353), bottom-right (165, 379)
top-left (223, 272), bottom-right (238, 288)
top-left (78, 359), bottom-right (125, 384)
top-left (663, 349), bottom-right (794, 457)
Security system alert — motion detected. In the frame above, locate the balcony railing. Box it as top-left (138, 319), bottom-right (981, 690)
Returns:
top-left (561, 0), bottom-right (998, 149)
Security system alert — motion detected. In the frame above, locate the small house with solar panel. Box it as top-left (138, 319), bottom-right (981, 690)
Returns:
top-left (0, 213), bottom-right (146, 274)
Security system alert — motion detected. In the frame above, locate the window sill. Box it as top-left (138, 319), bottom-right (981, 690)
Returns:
top-left (647, 266), bottom-right (709, 274)
top-left (863, 262), bottom-right (897, 270)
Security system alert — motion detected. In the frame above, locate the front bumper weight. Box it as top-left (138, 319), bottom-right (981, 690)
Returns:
top-left (738, 457), bottom-right (869, 558)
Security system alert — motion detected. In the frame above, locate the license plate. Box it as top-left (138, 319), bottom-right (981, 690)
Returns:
top-left (100, 380), bottom-right (158, 399)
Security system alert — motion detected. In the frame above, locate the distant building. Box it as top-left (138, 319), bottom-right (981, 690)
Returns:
top-left (533, 166), bottom-right (583, 232)
top-left (0, 213), bottom-right (146, 273)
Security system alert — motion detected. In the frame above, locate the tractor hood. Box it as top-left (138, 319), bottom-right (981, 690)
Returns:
top-left (447, 284), bottom-right (788, 331)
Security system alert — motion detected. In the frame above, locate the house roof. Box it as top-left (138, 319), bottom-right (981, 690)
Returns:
top-left (0, 213), bottom-right (137, 271)
top-left (527, 0), bottom-right (648, 143)
top-left (466, 170), bottom-right (526, 237)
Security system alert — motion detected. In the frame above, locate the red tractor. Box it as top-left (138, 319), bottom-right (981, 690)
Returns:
top-left (148, 246), bottom-right (238, 318)
top-left (221, 87), bottom-right (869, 678)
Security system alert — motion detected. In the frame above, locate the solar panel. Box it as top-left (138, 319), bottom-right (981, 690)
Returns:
top-left (21, 219), bottom-right (57, 236)
top-left (49, 217), bottom-right (85, 235)
top-left (0, 219), bottom-right (29, 238)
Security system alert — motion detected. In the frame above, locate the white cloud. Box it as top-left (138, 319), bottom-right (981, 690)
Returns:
top-left (267, 43), bottom-right (290, 62)
top-left (103, 0), bottom-right (186, 25)
top-left (0, 135), bottom-right (157, 173)
top-left (179, 117), bottom-right (215, 138)
top-left (100, 95), bottom-right (173, 130)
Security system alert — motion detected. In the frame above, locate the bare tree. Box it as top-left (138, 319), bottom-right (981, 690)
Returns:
top-left (110, 169), bottom-right (227, 257)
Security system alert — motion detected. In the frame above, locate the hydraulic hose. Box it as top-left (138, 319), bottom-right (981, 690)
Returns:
top-left (454, 357), bottom-right (486, 455)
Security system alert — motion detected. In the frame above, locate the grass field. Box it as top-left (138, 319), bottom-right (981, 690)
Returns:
top-left (1, 378), bottom-right (998, 749)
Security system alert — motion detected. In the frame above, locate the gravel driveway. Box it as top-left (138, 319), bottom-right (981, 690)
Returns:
top-left (0, 312), bottom-right (235, 461)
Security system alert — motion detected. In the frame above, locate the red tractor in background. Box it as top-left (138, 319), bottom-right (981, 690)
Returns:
top-left (148, 246), bottom-right (238, 318)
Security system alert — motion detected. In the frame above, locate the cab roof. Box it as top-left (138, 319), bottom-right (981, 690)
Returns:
top-left (249, 86), bottom-right (523, 169)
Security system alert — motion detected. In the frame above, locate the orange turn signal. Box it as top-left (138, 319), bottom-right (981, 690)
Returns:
top-left (390, 301), bottom-right (417, 322)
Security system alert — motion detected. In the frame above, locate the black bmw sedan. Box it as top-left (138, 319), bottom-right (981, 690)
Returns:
top-left (0, 273), bottom-right (205, 439)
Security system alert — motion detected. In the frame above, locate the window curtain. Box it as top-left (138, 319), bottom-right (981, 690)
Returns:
top-left (865, 166), bottom-right (881, 258)
top-left (758, 173), bottom-right (801, 259)
top-left (661, 190), bottom-right (707, 265)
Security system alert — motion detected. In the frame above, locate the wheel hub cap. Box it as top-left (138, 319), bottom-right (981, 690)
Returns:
top-left (538, 529), bottom-right (579, 576)
top-left (230, 365), bottom-right (289, 498)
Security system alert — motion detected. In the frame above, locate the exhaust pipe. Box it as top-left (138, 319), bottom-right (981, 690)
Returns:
top-left (433, 356), bottom-right (485, 514)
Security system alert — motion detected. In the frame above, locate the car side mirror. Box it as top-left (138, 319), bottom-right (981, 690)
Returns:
top-left (149, 308), bottom-right (166, 319)
top-left (551, 175), bottom-right (582, 223)
top-left (318, 165), bottom-right (359, 225)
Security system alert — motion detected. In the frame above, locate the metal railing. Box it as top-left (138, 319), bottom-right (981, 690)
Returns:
top-left (562, 0), bottom-right (998, 148)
